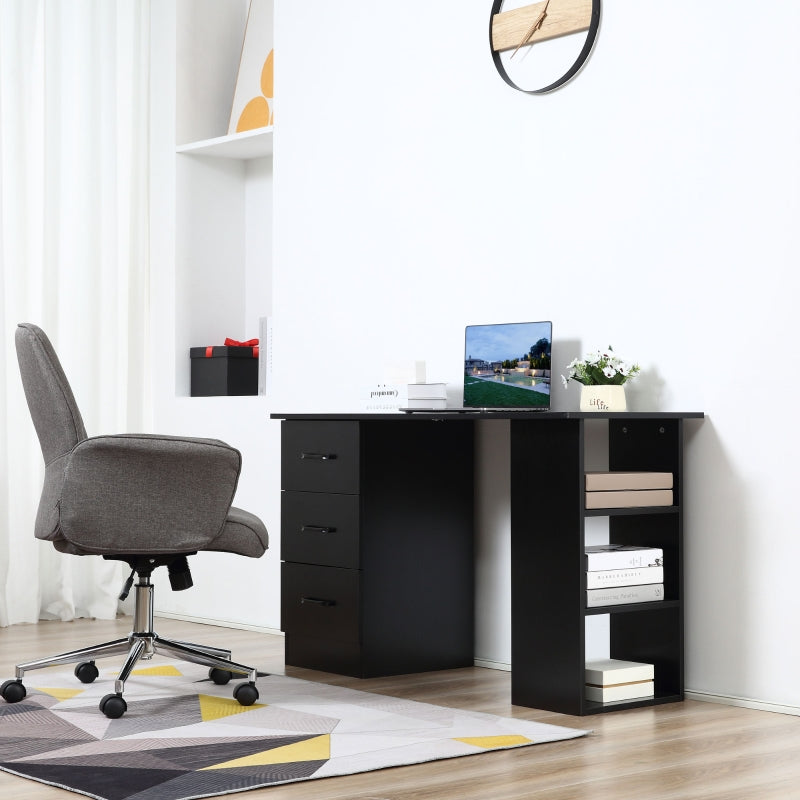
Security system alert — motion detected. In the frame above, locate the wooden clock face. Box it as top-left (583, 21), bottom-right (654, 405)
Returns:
top-left (490, 0), bottom-right (601, 94)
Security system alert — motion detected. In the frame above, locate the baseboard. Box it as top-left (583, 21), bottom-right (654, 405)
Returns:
top-left (474, 658), bottom-right (511, 672)
top-left (154, 611), bottom-right (283, 638)
top-left (686, 689), bottom-right (800, 717)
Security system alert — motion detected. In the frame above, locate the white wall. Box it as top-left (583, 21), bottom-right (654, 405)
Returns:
top-left (268, 0), bottom-right (800, 710)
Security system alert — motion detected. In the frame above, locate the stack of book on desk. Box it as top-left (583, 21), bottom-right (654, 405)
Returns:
top-left (405, 383), bottom-right (447, 410)
top-left (585, 659), bottom-right (655, 703)
top-left (585, 471), bottom-right (673, 509)
top-left (585, 544), bottom-right (664, 607)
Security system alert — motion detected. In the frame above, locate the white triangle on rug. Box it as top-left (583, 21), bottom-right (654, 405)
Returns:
top-left (277, 703), bottom-right (445, 734)
top-left (328, 731), bottom-right (451, 759)
top-left (51, 709), bottom-right (113, 740)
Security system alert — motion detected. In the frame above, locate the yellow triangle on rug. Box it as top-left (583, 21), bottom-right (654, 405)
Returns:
top-left (198, 693), bottom-right (265, 722)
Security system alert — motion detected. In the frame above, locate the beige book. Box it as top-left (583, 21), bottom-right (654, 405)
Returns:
top-left (585, 472), bottom-right (673, 491)
top-left (585, 489), bottom-right (673, 509)
top-left (585, 680), bottom-right (655, 703)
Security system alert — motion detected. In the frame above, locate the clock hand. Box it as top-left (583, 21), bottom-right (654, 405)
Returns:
top-left (511, 0), bottom-right (551, 58)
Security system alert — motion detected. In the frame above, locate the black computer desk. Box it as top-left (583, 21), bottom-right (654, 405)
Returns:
top-left (271, 410), bottom-right (704, 715)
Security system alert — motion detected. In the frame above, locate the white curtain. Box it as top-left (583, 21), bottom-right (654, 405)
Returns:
top-left (0, 0), bottom-right (151, 627)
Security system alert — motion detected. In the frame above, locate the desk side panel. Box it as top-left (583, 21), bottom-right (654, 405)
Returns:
top-left (510, 418), bottom-right (585, 714)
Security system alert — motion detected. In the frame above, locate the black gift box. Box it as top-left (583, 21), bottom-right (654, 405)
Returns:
top-left (190, 346), bottom-right (258, 396)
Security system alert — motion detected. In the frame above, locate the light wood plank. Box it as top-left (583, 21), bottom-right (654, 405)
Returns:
top-left (491, 0), bottom-right (592, 53)
top-left (1, 617), bottom-right (800, 800)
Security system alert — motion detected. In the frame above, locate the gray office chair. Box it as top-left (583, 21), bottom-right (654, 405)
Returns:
top-left (1, 323), bottom-right (269, 718)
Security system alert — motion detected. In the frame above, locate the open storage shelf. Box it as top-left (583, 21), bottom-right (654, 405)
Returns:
top-left (509, 413), bottom-right (702, 716)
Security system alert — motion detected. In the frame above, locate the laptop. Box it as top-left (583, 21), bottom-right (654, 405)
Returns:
top-left (401, 321), bottom-right (552, 413)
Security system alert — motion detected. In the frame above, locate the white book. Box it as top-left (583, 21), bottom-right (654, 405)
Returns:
top-left (585, 659), bottom-right (654, 686)
top-left (585, 680), bottom-right (655, 703)
top-left (586, 565), bottom-right (664, 589)
top-left (586, 583), bottom-right (664, 607)
top-left (585, 545), bottom-right (663, 570)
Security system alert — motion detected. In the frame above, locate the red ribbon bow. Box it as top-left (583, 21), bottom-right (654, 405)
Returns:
top-left (205, 338), bottom-right (260, 358)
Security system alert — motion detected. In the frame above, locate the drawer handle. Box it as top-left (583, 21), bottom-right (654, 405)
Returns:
top-left (300, 452), bottom-right (337, 461)
top-left (300, 596), bottom-right (336, 607)
top-left (301, 525), bottom-right (337, 534)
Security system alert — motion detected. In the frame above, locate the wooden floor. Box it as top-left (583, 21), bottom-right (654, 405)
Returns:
top-left (1, 617), bottom-right (799, 800)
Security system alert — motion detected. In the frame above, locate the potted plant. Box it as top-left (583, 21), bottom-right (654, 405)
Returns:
top-left (561, 347), bottom-right (640, 411)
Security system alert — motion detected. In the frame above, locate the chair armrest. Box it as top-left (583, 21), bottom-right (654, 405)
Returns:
top-left (58, 434), bottom-right (242, 555)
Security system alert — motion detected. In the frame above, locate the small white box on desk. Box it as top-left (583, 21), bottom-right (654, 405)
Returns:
top-left (407, 382), bottom-right (447, 400)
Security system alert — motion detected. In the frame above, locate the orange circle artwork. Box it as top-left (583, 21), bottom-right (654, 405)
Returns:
top-left (236, 49), bottom-right (275, 132)
top-left (236, 96), bottom-right (270, 132)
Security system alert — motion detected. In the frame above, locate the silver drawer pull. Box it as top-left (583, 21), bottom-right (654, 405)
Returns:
top-left (300, 596), bottom-right (336, 607)
top-left (301, 525), bottom-right (337, 534)
top-left (300, 452), bottom-right (337, 461)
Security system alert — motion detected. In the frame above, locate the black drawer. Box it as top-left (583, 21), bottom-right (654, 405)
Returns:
top-left (282, 490), bottom-right (360, 568)
top-left (281, 421), bottom-right (359, 494)
top-left (281, 562), bottom-right (360, 643)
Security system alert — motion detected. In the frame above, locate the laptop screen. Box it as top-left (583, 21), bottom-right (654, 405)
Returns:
top-left (463, 321), bottom-right (552, 409)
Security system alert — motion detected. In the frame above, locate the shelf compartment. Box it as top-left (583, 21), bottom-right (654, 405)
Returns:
top-left (585, 599), bottom-right (680, 616)
top-left (583, 691), bottom-right (684, 715)
top-left (584, 505), bottom-right (680, 517)
top-left (176, 127), bottom-right (274, 160)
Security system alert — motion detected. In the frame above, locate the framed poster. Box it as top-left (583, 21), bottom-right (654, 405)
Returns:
top-left (228, 0), bottom-right (274, 134)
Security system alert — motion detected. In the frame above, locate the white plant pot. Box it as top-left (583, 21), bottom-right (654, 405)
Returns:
top-left (580, 384), bottom-right (627, 412)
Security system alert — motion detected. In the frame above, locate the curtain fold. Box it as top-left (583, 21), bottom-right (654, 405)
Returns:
top-left (0, 0), bottom-right (151, 627)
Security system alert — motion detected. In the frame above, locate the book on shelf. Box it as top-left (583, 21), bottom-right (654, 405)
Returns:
top-left (585, 472), bottom-right (673, 491)
top-left (586, 583), bottom-right (664, 607)
top-left (585, 565), bottom-right (664, 589)
top-left (585, 544), bottom-right (663, 570)
top-left (585, 659), bottom-right (654, 686)
top-left (585, 489), bottom-right (673, 509)
top-left (585, 658), bottom-right (655, 703)
top-left (407, 382), bottom-right (447, 400)
top-left (585, 680), bottom-right (655, 703)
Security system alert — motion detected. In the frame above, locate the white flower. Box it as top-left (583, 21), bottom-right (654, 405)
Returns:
top-left (561, 374), bottom-right (569, 389)
top-left (602, 365), bottom-right (616, 379)
top-left (585, 351), bottom-right (601, 365)
top-left (618, 363), bottom-right (630, 376)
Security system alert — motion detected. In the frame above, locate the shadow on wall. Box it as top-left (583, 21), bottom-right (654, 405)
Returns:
top-left (683, 416), bottom-right (752, 701)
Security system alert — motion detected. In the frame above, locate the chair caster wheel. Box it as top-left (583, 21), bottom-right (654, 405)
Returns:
top-left (233, 682), bottom-right (259, 706)
top-left (100, 693), bottom-right (127, 719)
top-left (75, 662), bottom-right (99, 684)
top-left (209, 667), bottom-right (233, 685)
top-left (1, 679), bottom-right (26, 703)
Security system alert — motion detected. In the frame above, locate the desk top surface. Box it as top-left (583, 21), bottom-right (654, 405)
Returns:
top-left (271, 411), bottom-right (705, 421)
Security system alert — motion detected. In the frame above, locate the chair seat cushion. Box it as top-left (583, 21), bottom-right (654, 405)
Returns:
top-left (207, 506), bottom-right (269, 558)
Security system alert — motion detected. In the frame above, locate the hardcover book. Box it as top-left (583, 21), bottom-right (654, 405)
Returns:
top-left (585, 545), bottom-right (663, 571)
top-left (586, 583), bottom-right (664, 607)
top-left (585, 659), bottom-right (655, 686)
top-left (585, 565), bottom-right (664, 589)
top-left (585, 472), bottom-right (673, 491)
top-left (585, 680), bottom-right (655, 703)
top-left (585, 489), bottom-right (673, 509)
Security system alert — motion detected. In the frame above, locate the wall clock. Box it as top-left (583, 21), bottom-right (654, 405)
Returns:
top-left (490, 0), bottom-right (601, 94)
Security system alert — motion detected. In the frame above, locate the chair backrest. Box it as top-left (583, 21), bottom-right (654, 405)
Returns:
top-left (15, 323), bottom-right (87, 464)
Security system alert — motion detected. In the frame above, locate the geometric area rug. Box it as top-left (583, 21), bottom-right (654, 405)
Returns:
top-left (0, 662), bottom-right (588, 800)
